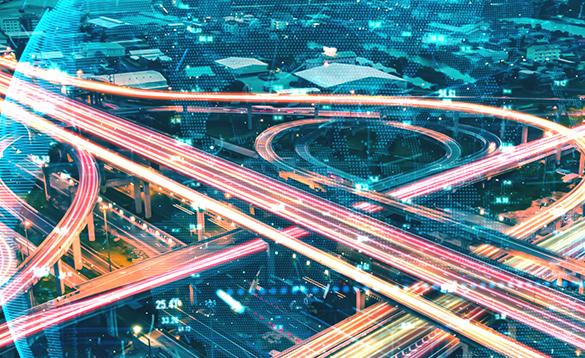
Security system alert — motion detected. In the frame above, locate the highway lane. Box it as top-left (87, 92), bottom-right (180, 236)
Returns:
top-left (125, 104), bottom-right (380, 119)
top-left (0, 146), bottom-right (99, 304)
top-left (0, 155), bottom-right (114, 276)
top-left (0, 101), bottom-right (546, 357)
top-left (5, 78), bottom-right (585, 346)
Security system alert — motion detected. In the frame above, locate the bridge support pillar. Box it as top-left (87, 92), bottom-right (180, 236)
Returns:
top-left (579, 153), bottom-right (585, 176)
top-left (354, 287), bottom-right (366, 313)
top-left (196, 209), bottom-right (205, 241)
top-left (508, 321), bottom-right (517, 339)
top-left (206, 343), bottom-right (217, 358)
top-left (499, 120), bottom-right (506, 140)
top-left (555, 272), bottom-right (565, 287)
top-left (43, 169), bottom-right (51, 202)
top-left (87, 213), bottom-right (95, 242)
top-left (143, 182), bottom-right (152, 220)
top-left (107, 308), bottom-right (119, 337)
top-left (132, 177), bottom-right (143, 215)
top-left (452, 112), bottom-right (460, 136)
top-left (266, 244), bottom-right (275, 283)
top-left (247, 106), bottom-right (253, 130)
top-left (53, 261), bottom-right (65, 296)
top-left (72, 236), bottom-right (83, 271)
top-left (521, 126), bottom-right (528, 144)
top-left (461, 343), bottom-right (471, 357)
top-left (555, 145), bottom-right (562, 165)
top-left (579, 280), bottom-right (584, 295)
top-left (249, 204), bottom-right (255, 216)
top-left (189, 282), bottom-right (197, 306)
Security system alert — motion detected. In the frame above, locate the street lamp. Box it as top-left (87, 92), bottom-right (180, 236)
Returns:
top-left (131, 325), bottom-right (151, 356)
top-left (100, 204), bottom-right (112, 272)
top-left (131, 325), bottom-right (142, 335)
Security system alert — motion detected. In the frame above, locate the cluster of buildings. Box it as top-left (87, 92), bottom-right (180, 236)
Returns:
top-left (0, 0), bottom-right (581, 113)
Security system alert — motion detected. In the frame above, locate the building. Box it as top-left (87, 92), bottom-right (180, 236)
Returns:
top-left (87, 17), bottom-right (135, 40)
top-left (295, 63), bottom-right (406, 94)
top-left (185, 66), bottom-right (215, 79)
top-left (527, 45), bottom-right (561, 62)
top-left (79, 42), bottom-right (126, 58)
top-left (92, 70), bottom-right (168, 90)
top-left (1, 18), bottom-right (21, 33)
top-left (129, 49), bottom-right (172, 63)
top-left (215, 57), bottom-right (268, 76)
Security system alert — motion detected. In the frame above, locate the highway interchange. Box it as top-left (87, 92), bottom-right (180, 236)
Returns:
top-left (0, 56), bottom-right (584, 357)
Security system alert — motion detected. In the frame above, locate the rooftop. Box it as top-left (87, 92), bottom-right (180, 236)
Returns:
top-left (185, 66), bottom-right (216, 78)
top-left (295, 63), bottom-right (404, 88)
top-left (215, 57), bottom-right (268, 70)
top-left (81, 42), bottom-right (125, 51)
top-left (88, 17), bottom-right (129, 29)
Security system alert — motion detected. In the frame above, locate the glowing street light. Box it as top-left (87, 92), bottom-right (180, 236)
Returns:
top-left (131, 325), bottom-right (142, 335)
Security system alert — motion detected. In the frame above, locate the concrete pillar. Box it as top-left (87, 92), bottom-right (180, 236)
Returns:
top-left (207, 343), bottom-right (216, 358)
top-left (87, 213), bottom-right (96, 242)
top-left (314, 105), bottom-right (320, 118)
top-left (579, 280), bottom-right (584, 295)
top-left (189, 283), bottom-right (196, 306)
top-left (508, 321), bottom-right (517, 339)
top-left (579, 153), bottom-right (585, 176)
top-left (555, 145), bottom-right (562, 165)
top-left (107, 308), bottom-right (119, 337)
top-left (72, 236), bottom-right (83, 271)
top-left (43, 169), bottom-right (51, 202)
top-left (266, 244), bottom-right (275, 283)
top-left (452, 113), bottom-right (460, 136)
top-left (196, 209), bottom-right (205, 242)
top-left (132, 177), bottom-right (143, 215)
top-left (249, 204), bottom-right (255, 216)
top-left (461, 343), bottom-right (471, 358)
top-left (499, 120), bottom-right (506, 140)
top-left (143, 182), bottom-right (152, 220)
top-left (54, 261), bottom-right (65, 296)
top-left (521, 126), bottom-right (528, 144)
top-left (354, 287), bottom-right (366, 312)
top-left (556, 272), bottom-right (565, 287)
